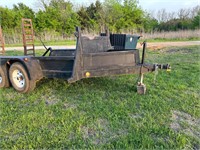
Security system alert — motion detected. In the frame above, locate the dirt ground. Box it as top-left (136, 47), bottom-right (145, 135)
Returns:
top-left (137, 41), bottom-right (200, 50)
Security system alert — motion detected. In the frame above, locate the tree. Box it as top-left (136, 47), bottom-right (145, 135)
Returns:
top-left (0, 7), bottom-right (16, 29)
top-left (143, 13), bottom-right (159, 32)
top-left (122, 0), bottom-right (144, 31)
top-left (35, 8), bottom-right (60, 32)
top-left (157, 9), bottom-right (168, 23)
top-left (177, 8), bottom-right (190, 20)
top-left (13, 3), bottom-right (35, 28)
top-left (77, 0), bottom-right (104, 32)
top-left (35, 0), bottom-right (79, 35)
top-left (77, 6), bottom-right (90, 30)
top-left (190, 5), bottom-right (200, 18)
top-left (192, 12), bottom-right (200, 29)
top-left (103, 0), bottom-right (124, 32)
top-left (35, 0), bottom-right (50, 10)
top-left (103, 0), bottom-right (144, 33)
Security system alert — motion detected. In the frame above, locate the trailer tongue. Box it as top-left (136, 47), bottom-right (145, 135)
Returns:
top-left (0, 27), bottom-right (170, 94)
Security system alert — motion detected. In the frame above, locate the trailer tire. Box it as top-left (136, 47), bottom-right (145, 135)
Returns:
top-left (9, 62), bottom-right (36, 93)
top-left (0, 65), bottom-right (10, 88)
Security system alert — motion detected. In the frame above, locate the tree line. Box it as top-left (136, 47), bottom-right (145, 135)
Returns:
top-left (0, 0), bottom-right (199, 36)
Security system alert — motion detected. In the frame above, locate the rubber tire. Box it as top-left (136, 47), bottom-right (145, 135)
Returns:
top-left (0, 64), bottom-right (10, 88)
top-left (9, 62), bottom-right (36, 93)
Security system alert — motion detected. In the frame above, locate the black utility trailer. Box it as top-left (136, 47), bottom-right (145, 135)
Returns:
top-left (0, 27), bottom-right (170, 93)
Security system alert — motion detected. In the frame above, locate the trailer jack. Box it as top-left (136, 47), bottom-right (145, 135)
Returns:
top-left (137, 41), bottom-right (147, 94)
top-left (136, 42), bottom-right (171, 94)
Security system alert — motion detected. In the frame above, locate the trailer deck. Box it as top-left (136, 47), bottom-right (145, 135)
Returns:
top-left (0, 27), bottom-right (170, 93)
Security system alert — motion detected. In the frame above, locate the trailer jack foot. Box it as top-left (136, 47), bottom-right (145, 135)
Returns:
top-left (137, 73), bottom-right (146, 94)
top-left (137, 83), bottom-right (146, 94)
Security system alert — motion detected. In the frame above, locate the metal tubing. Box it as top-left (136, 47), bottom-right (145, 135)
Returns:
top-left (141, 42), bottom-right (146, 64)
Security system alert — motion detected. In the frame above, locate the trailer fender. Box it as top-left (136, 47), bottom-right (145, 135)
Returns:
top-left (22, 59), bottom-right (44, 81)
top-left (4, 58), bottom-right (43, 81)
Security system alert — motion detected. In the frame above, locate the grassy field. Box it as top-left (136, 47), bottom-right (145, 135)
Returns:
top-left (4, 29), bottom-right (200, 46)
top-left (5, 40), bottom-right (76, 47)
top-left (0, 46), bottom-right (199, 149)
top-left (4, 29), bottom-right (200, 47)
top-left (5, 37), bottom-right (200, 47)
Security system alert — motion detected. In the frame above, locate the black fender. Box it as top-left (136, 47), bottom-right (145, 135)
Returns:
top-left (0, 57), bottom-right (43, 81)
top-left (23, 58), bottom-right (44, 81)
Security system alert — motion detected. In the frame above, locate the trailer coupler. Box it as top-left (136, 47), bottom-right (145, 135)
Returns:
top-left (154, 64), bottom-right (171, 72)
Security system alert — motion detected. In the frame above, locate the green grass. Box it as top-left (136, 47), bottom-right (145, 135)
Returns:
top-left (0, 46), bottom-right (199, 149)
top-left (5, 37), bottom-right (200, 47)
top-left (5, 40), bottom-right (76, 47)
top-left (5, 50), bottom-right (45, 56)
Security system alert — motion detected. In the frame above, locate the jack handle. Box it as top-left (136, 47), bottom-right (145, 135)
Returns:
top-left (141, 41), bottom-right (147, 65)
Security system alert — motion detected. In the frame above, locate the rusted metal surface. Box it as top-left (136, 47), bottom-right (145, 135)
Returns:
top-left (68, 27), bottom-right (160, 83)
top-left (22, 18), bottom-right (35, 56)
top-left (68, 27), bottom-right (83, 83)
top-left (0, 26), bottom-right (5, 55)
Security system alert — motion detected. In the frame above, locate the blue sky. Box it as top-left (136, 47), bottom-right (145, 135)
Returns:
top-left (0, 0), bottom-right (199, 12)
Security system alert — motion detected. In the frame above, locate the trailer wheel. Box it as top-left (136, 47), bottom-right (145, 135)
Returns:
top-left (0, 65), bottom-right (10, 88)
top-left (9, 62), bottom-right (36, 93)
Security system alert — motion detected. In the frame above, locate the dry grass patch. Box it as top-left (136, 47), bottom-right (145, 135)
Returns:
top-left (170, 110), bottom-right (200, 142)
top-left (80, 118), bottom-right (128, 145)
